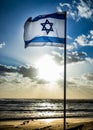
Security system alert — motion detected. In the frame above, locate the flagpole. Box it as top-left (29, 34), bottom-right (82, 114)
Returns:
top-left (63, 11), bottom-right (67, 130)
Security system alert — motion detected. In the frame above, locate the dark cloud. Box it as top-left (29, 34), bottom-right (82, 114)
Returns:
top-left (0, 64), bottom-right (16, 76)
top-left (67, 51), bottom-right (87, 63)
top-left (0, 78), bottom-right (6, 84)
top-left (0, 64), bottom-right (38, 80)
top-left (0, 64), bottom-right (16, 72)
top-left (84, 73), bottom-right (93, 81)
top-left (53, 55), bottom-right (63, 65)
top-left (57, 79), bottom-right (76, 88)
top-left (37, 79), bottom-right (49, 84)
top-left (0, 64), bottom-right (52, 85)
top-left (51, 50), bottom-right (87, 65)
top-left (18, 66), bottom-right (37, 79)
top-left (66, 80), bottom-right (76, 86)
top-left (51, 51), bottom-right (64, 65)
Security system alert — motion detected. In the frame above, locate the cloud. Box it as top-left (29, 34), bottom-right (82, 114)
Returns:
top-left (57, 6), bottom-right (62, 13)
top-left (77, 0), bottom-right (93, 20)
top-left (0, 64), bottom-right (37, 80)
top-left (0, 64), bottom-right (51, 89)
top-left (59, 30), bottom-right (93, 56)
top-left (90, 30), bottom-right (93, 38)
top-left (85, 57), bottom-right (93, 67)
top-left (37, 79), bottom-right (49, 84)
top-left (0, 71), bottom-right (37, 91)
top-left (0, 63), bottom-right (93, 98)
top-left (0, 64), bottom-right (17, 76)
top-left (67, 42), bottom-right (78, 51)
top-left (57, 69), bottom-right (93, 89)
top-left (56, 72), bottom-right (93, 99)
top-left (67, 51), bottom-right (87, 63)
top-left (58, 2), bottom-right (77, 20)
top-left (0, 64), bottom-right (40, 92)
top-left (75, 30), bottom-right (93, 46)
top-left (0, 42), bottom-right (5, 48)
top-left (75, 34), bottom-right (88, 46)
top-left (51, 30), bottom-right (93, 65)
top-left (67, 35), bottom-right (73, 40)
top-left (18, 65), bottom-right (37, 79)
top-left (51, 51), bottom-right (63, 65)
top-left (83, 73), bottom-right (93, 81)
top-left (51, 49), bottom-right (87, 65)
top-left (0, 64), bottom-right (63, 98)
top-left (75, 73), bottom-right (93, 89)
top-left (67, 30), bottom-right (93, 51)
top-left (57, 0), bottom-right (93, 21)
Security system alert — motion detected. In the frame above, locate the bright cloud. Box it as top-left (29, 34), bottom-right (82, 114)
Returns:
top-left (77, 0), bottom-right (93, 20)
top-left (57, 0), bottom-right (93, 21)
top-left (75, 30), bottom-right (93, 46)
top-left (67, 35), bottom-right (73, 40)
top-left (67, 30), bottom-right (93, 52)
top-left (0, 42), bottom-right (5, 48)
top-left (75, 34), bottom-right (88, 46)
top-left (90, 30), bottom-right (93, 35)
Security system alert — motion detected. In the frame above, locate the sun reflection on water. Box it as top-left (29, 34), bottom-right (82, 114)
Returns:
top-left (44, 119), bottom-right (56, 123)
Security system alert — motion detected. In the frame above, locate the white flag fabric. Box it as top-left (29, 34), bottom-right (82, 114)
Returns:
top-left (24, 12), bottom-right (66, 48)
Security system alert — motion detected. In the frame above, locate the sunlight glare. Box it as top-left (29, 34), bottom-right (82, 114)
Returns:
top-left (45, 119), bottom-right (56, 123)
top-left (35, 55), bottom-right (62, 82)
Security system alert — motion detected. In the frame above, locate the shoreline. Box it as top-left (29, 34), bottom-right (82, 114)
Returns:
top-left (0, 118), bottom-right (93, 130)
top-left (0, 115), bottom-right (93, 121)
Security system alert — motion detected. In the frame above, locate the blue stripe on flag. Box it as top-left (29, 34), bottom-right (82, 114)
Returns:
top-left (25, 36), bottom-right (65, 46)
top-left (32, 13), bottom-right (66, 22)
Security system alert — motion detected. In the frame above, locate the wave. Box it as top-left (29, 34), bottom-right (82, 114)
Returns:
top-left (0, 99), bottom-right (93, 120)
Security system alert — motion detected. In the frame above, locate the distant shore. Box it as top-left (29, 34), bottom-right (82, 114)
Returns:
top-left (0, 118), bottom-right (93, 130)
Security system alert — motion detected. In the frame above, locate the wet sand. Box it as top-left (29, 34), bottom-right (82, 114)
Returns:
top-left (0, 118), bottom-right (93, 130)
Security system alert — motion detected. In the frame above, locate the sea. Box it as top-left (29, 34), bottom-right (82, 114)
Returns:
top-left (0, 99), bottom-right (93, 121)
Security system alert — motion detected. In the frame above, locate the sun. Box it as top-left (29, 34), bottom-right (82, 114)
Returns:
top-left (35, 55), bottom-right (63, 82)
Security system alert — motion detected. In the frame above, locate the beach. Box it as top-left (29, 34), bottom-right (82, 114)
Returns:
top-left (0, 118), bottom-right (93, 130)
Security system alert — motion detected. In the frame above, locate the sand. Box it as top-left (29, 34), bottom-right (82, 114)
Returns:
top-left (0, 118), bottom-right (93, 130)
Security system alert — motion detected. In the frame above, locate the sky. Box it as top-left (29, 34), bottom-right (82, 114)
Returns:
top-left (0, 0), bottom-right (93, 99)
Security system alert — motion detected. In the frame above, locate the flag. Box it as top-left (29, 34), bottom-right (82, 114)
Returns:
top-left (24, 12), bottom-right (66, 48)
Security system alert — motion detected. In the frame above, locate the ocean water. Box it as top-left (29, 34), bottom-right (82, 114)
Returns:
top-left (0, 99), bottom-right (93, 120)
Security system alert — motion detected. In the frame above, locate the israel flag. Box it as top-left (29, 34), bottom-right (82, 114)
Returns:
top-left (24, 12), bottom-right (66, 48)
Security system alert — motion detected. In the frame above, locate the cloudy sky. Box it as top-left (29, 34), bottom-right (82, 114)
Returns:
top-left (0, 0), bottom-right (93, 99)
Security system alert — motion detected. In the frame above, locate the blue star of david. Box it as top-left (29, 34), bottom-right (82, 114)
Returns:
top-left (41, 19), bottom-right (54, 34)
